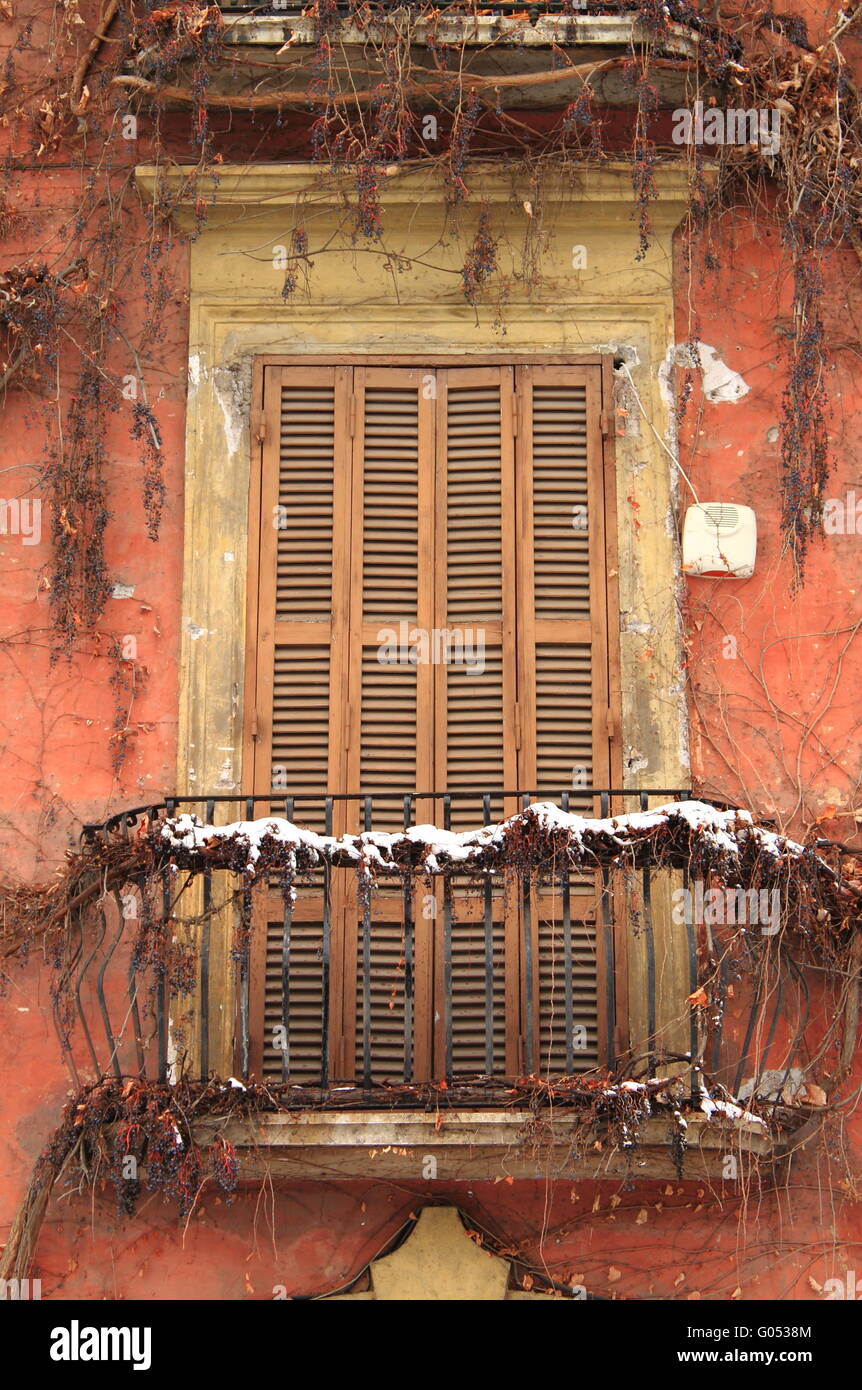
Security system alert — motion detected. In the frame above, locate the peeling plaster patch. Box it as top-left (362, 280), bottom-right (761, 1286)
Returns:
top-left (766, 426), bottom-right (779, 443)
top-left (612, 367), bottom-right (640, 437)
top-left (216, 757), bottom-right (237, 789)
top-left (184, 619), bottom-right (208, 640)
top-left (110, 583), bottom-right (135, 599)
top-left (678, 724), bottom-right (691, 772)
top-left (658, 343), bottom-right (677, 408)
top-left (625, 748), bottom-right (649, 775)
top-left (188, 354), bottom-right (205, 396)
top-left (223, 551), bottom-right (235, 563)
top-left (674, 340), bottom-right (750, 404)
top-left (656, 345), bottom-right (683, 496)
top-left (592, 341), bottom-right (640, 367)
top-left (213, 365), bottom-right (247, 460)
top-left (621, 613), bottom-right (654, 637)
top-left (665, 672), bottom-right (691, 771)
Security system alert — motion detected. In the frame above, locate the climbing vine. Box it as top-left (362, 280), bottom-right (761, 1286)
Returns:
top-left (1, 795), bottom-right (861, 1284)
top-left (0, 0), bottom-right (859, 659)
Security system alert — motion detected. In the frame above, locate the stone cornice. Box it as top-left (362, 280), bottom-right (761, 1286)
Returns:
top-left (136, 159), bottom-right (710, 225)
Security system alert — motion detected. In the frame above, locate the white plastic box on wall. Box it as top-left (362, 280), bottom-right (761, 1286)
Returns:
top-left (682, 502), bottom-right (757, 578)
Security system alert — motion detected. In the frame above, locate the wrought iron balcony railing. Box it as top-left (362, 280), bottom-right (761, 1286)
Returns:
top-left (66, 786), bottom-right (814, 1113)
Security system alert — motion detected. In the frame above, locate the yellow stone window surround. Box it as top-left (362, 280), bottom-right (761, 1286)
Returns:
top-left (135, 160), bottom-right (693, 1078)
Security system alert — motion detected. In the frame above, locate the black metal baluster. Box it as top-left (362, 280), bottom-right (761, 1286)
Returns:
top-left (238, 796), bottom-right (254, 1078)
top-left (483, 792), bottom-right (494, 1077)
top-left (74, 898), bottom-right (106, 1079)
top-left (561, 790), bottom-right (574, 1074)
top-left (403, 794), bottom-right (414, 1083)
top-left (683, 859), bottom-right (699, 1102)
top-left (96, 895), bottom-right (126, 1081)
top-left (276, 798), bottom-right (295, 1084)
top-left (320, 797), bottom-right (333, 1089)
top-left (640, 791), bottom-right (656, 1077)
top-left (711, 953), bottom-right (729, 1074)
top-left (158, 864), bottom-right (170, 1082)
top-left (362, 796), bottom-right (373, 1089)
top-left (280, 879), bottom-right (293, 1087)
top-left (522, 792), bottom-right (534, 1075)
top-left (443, 794), bottom-right (453, 1084)
top-left (599, 790), bottom-right (616, 1072)
top-left (127, 877), bottom-right (147, 1078)
top-left (200, 796), bottom-right (214, 1082)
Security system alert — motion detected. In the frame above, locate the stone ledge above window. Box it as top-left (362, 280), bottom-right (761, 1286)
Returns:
top-left (130, 11), bottom-right (706, 110)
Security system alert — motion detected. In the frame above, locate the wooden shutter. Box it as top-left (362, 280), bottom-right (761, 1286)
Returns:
top-left (340, 369), bottom-right (436, 1079)
top-left (433, 368), bottom-right (519, 827)
top-left (515, 365), bottom-right (614, 1072)
top-left (246, 366), bottom-right (352, 1080)
top-left (245, 365), bottom-right (353, 823)
top-left (431, 368), bottom-right (520, 1075)
top-left (246, 359), bottom-right (620, 1085)
top-left (516, 365), bottom-right (611, 797)
top-left (346, 368), bottom-right (435, 809)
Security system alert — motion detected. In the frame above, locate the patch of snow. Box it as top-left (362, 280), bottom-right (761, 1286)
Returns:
top-left (159, 799), bottom-right (809, 881)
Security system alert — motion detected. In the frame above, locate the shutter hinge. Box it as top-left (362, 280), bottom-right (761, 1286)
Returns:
top-left (606, 707), bottom-right (616, 741)
top-left (345, 703), bottom-right (352, 749)
top-left (513, 702), bottom-right (522, 749)
top-left (512, 396), bottom-right (519, 437)
top-left (253, 412), bottom-right (266, 444)
top-left (350, 395), bottom-right (357, 439)
top-left (250, 709), bottom-right (259, 741)
top-left (600, 409), bottom-right (611, 440)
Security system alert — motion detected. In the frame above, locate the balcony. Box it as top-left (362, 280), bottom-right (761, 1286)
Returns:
top-left (61, 788), bottom-right (829, 1183)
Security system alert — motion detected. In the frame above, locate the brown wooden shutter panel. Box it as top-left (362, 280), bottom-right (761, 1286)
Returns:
top-left (516, 365), bottom-right (611, 1071)
top-left (248, 360), bottom-right (619, 1084)
top-left (347, 370), bottom-right (435, 812)
top-left (435, 369), bottom-right (519, 826)
top-left (433, 369), bottom-right (520, 1076)
top-left (248, 366), bottom-right (352, 1080)
top-left (341, 369), bottom-right (435, 1080)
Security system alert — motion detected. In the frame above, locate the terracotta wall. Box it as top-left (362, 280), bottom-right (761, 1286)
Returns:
top-left (1, 0), bottom-right (860, 1299)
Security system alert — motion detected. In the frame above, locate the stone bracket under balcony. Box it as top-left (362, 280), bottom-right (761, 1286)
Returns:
top-left (185, 1106), bottom-right (774, 1182)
